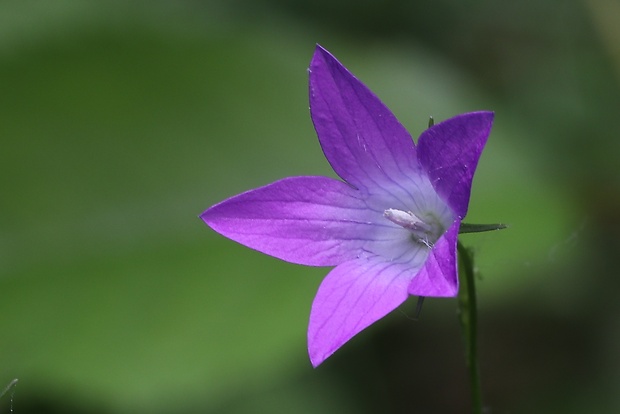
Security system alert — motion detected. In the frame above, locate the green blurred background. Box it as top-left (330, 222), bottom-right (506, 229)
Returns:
top-left (1, 0), bottom-right (619, 412)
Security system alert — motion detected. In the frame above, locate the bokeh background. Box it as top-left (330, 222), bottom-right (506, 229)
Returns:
top-left (1, 0), bottom-right (619, 412)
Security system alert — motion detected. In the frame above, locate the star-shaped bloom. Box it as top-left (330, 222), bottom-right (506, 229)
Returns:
top-left (202, 45), bottom-right (493, 367)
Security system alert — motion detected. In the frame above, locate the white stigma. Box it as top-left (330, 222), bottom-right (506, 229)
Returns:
top-left (383, 208), bottom-right (435, 247)
top-left (383, 209), bottom-right (430, 231)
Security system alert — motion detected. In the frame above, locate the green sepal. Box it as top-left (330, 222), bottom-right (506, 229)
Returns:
top-left (459, 223), bottom-right (507, 234)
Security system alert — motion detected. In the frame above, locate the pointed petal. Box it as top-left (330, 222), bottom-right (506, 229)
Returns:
top-left (201, 176), bottom-right (388, 266)
top-left (308, 256), bottom-right (416, 366)
top-left (417, 111), bottom-right (494, 218)
top-left (408, 220), bottom-right (460, 297)
top-left (309, 45), bottom-right (421, 191)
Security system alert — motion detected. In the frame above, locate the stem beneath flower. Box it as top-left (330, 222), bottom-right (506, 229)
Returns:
top-left (457, 242), bottom-right (482, 414)
top-left (0, 378), bottom-right (18, 410)
top-left (413, 296), bottom-right (425, 320)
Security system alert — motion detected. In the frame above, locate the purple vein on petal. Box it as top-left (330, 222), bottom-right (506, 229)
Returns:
top-left (309, 45), bottom-right (420, 194)
top-left (308, 256), bottom-right (414, 366)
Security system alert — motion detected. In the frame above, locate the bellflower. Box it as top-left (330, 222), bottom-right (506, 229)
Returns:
top-left (201, 45), bottom-right (493, 367)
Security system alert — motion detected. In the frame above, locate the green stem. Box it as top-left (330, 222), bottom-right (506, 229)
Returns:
top-left (0, 378), bottom-right (18, 400)
top-left (457, 242), bottom-right (482, 414)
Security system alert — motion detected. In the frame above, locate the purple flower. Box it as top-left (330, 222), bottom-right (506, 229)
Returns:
top-left (201, 45), bottom-right (493, 367)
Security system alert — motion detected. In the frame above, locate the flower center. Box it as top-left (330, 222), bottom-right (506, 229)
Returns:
top-left (383, 208), bottom-right (443, 248)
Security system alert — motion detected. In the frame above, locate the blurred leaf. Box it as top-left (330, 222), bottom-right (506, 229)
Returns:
top-left (0, 1), bottom-right (580, 413)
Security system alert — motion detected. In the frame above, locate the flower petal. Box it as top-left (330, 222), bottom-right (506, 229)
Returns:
top-left (408, 220), bottom-right (460, 297)
top-left (201, 176), bottom-right (387, 266)
top-left (308, 256), bottom-right (415, 366)
top-left (417, 112), bottom-right (494, 218)
top-left (309, 45), bottom-right (421, 191)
